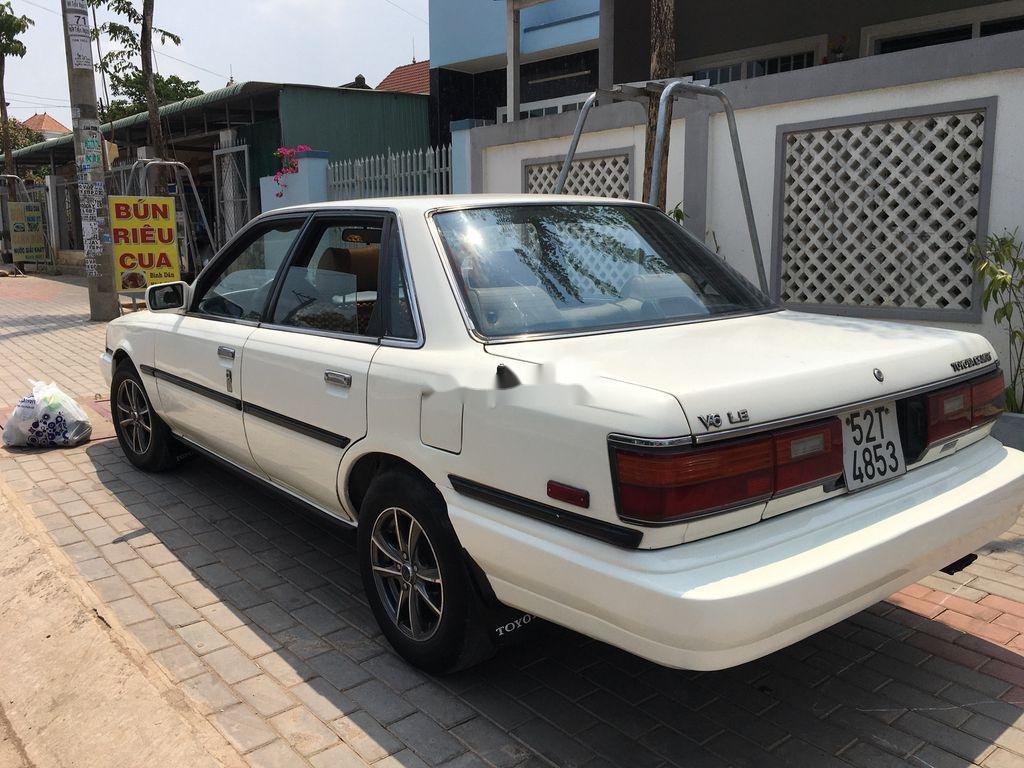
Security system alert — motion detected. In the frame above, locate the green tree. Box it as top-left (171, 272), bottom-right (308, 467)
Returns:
top-left (102, 72), bottom-right (202, 122)
top-left (90, 0), bottom-right (198, 155)
top-left (5, 119), bottom-right (43, 150)
top-left (0, 2), bottom-right (33, 175)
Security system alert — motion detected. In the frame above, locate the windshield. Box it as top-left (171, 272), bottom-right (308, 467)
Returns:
top-left (432, 204), bottom-right (775, 339)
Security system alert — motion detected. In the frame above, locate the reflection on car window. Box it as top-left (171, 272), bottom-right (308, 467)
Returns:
top-left (272, 222), bottom-right (383, 336)
top-left (432, 204), bottom-right (775, 338)
top-left (194, 221), bottom-right (303, 320)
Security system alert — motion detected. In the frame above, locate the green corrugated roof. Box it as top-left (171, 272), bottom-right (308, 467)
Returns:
top-left (13, 80), bottom-right (280, 159)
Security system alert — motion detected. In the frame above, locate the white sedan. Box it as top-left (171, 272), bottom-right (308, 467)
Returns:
top-left (101, 195), bottom-right (1024, 673)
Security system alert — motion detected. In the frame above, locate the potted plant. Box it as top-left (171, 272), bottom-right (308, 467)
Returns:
top-left (973, 230), bottom-right (1024, 447)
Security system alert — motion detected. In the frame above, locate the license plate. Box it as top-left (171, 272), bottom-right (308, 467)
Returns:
top-left (841, 402), bottom-right (906, 492)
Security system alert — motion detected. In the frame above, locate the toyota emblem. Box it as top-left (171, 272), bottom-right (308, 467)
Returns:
top-left (873, 368), bottom-right (884, 382)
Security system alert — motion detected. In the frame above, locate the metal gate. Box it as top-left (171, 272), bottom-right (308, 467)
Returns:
top-left (212, 143), bottom-right (251, 248)
top-left (0, 176), bottom-right (56, 271)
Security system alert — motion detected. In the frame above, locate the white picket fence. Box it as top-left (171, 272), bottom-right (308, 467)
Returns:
top-left (327, 145), bottom-right (452, 200)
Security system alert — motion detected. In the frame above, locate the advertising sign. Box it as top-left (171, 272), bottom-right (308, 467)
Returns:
top-left (109, 196), bottom-right (181, 292)
top-left (65, 4), bottom-right (93, 70)
top-left (8, 202), bottom-right (47, 263)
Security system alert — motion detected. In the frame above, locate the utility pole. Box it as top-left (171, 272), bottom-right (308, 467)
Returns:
top-left (61, 0), bottom-right (118, 320)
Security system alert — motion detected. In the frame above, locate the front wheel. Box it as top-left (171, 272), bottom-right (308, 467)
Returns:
top-left (111, 360), bottom-right (184, 472)
top-left (358, 470), bottom-right (494, 673)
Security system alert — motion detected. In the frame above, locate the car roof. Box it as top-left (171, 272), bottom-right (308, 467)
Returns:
top-left (261, 194), bottom-right (653, 219)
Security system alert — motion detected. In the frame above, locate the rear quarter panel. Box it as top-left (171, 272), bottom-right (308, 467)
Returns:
top-left (352, 343), bottom-right (689, 546)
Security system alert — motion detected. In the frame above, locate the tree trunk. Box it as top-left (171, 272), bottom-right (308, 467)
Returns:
top-left (641, 0), bottom-right (675, 210)
top-left (140, 0), bottom-right (165, 160)
top-left (0, 56), bottom-right (14, 176)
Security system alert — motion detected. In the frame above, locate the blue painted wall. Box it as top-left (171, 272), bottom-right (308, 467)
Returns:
top-left (429, 0), bottom-right (600, 69)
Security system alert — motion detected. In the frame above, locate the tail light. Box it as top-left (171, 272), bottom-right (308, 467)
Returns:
top-left (612, 418), bottom-right (841, 525)
top-left (614, 436), bottom-right (773, 524)
top-left (972, 371), bottom-right (1006, 424)
top-left (774, 419), bottom-right (843, 493)
top-left (612, 370), bottom-right (1002, 526)
top-left (926, 384), bottom-right (972, 444)
top-left (925, 370), bottom-right (1004, 448)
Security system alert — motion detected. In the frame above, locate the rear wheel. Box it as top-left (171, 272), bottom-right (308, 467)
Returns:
top-left (111, 360), bottom-right (184, 472)
top-left (358, 469), bottom-right (494, 673)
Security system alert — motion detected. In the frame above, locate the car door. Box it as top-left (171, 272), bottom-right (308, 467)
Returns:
top-left (153, 216), bottom-right (306, 470)
top-left (240, 213), bottom-right (402, 515)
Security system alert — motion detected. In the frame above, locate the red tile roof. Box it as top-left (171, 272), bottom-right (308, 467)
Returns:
top-left (20, 112), bottom-right (69, 135)
top-left (376, 60), bottom-right (430, 95)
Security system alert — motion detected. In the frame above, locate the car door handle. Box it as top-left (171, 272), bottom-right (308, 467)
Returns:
top-left (324, 370), bottom-right (352, 388)
top-left (217, 346), bottom-right (236, 360)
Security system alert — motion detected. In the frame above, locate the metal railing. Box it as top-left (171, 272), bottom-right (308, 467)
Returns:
top-left (555, 79), bottom-right (769, 293)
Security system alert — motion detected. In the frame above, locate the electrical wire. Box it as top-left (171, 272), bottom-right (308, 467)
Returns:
top-left (153, 48), bottom-right (227, 79)
top-left (15, 0), bottom-right (227, 81)
top-left (5, 90), bottom-right (70, 104)
top-left (14, 0), bottom-right (58, 15)
top-left (379, 0), bottom-right (427, 25)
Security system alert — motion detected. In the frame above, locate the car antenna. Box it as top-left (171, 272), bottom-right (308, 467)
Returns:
top-left (495, 364), bottom-right (521, 389)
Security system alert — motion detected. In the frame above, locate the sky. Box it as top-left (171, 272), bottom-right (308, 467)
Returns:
top-left (4, 0), bottom-right (430, 128)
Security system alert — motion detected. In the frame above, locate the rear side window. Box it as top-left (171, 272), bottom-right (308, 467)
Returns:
top-left (383, 224), bottom-right (417, 340)
top-left (193, 220), bottom-right (304, 320)
top-left (271, 220), bottom-right (384, 336)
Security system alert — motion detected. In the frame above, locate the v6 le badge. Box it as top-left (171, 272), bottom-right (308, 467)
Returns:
top-left (728, 409), bottom-right (750, 424)
top-left (698, 413), bottom-right (722, 430)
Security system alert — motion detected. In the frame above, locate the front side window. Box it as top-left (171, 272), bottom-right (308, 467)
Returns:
top-left (271, 220), bottom-right (384, 336)
top-left (433, 204), bottom-right (774, 339)
top-left (193, 220), bottom-right (304, 320)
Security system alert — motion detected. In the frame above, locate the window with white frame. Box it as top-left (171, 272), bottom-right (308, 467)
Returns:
top-left (497, 93), bottom-right (591, 123)
top-left (677, 35), bottom-right (827, 86)
top-left (861, 1), bottom-right (1024, 56)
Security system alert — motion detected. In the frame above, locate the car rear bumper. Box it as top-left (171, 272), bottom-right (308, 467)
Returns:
top-left (446, 437), bottom-right (1024, 670)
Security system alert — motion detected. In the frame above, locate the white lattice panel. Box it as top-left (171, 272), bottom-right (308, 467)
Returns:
top-left (779, 109), bottom-right (987, 314)
top-left (526, 154), bottom-right (631, 199)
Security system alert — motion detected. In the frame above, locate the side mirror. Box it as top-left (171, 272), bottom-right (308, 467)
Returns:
top-left (146, 281), bottom-right (189, 313)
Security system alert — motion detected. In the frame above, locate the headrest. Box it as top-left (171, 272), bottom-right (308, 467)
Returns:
top-left (317, 247), bottom-right (351, 274)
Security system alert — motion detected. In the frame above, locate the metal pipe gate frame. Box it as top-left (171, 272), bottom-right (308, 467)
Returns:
top-left (554, 78), bottom-right (770, 294)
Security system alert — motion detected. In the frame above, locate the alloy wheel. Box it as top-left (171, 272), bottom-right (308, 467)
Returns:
top-left (116, 378), bottom-right (152, 456)
top-left (370, 506), bottom-right (444, 641)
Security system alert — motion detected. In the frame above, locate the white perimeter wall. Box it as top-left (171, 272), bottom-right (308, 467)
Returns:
top-left (705, 67), bottom-right (1024, 365)
top-left (473, 67), bottom-right (1024, 365)
top-left (480, 118), bottom-right (686, 206)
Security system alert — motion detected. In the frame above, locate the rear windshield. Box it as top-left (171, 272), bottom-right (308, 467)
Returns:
top-left (432, 204), bottom-right (775, 339)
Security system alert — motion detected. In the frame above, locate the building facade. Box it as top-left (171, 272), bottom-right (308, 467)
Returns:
top-left (443, 0), bottom-right (1024, 372)
top-left (430, 0), bottom-right (1024, 140)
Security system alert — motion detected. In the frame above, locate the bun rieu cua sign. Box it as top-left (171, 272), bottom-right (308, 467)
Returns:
top-left (109, 196), bottom-right (181, 293)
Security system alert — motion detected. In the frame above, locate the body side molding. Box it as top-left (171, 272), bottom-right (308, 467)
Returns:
top-left (448, 475), bottom-right (642, 548)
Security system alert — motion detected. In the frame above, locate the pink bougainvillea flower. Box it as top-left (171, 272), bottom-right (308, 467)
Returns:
top-left (271, 144), bottom-right (314, 198)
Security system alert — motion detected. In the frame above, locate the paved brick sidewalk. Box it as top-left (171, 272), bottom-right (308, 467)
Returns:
top-left (3, 275), bottom-right (1024, 768)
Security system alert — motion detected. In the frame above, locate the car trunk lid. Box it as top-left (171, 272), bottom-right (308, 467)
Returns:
top-left (486, 310), bottom-right (996, 438)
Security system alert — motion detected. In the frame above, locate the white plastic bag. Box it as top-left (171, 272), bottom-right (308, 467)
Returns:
top-left (2, 381), bottom-right (92, 448)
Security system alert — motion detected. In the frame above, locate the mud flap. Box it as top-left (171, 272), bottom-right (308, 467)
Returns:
top-left (462, 549), bottom-right (543, 648)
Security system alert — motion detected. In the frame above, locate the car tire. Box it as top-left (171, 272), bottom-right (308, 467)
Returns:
top-left (359, 469), bottom-right (494, 673)
top-left (111, 360), bottom-right (184, 472)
